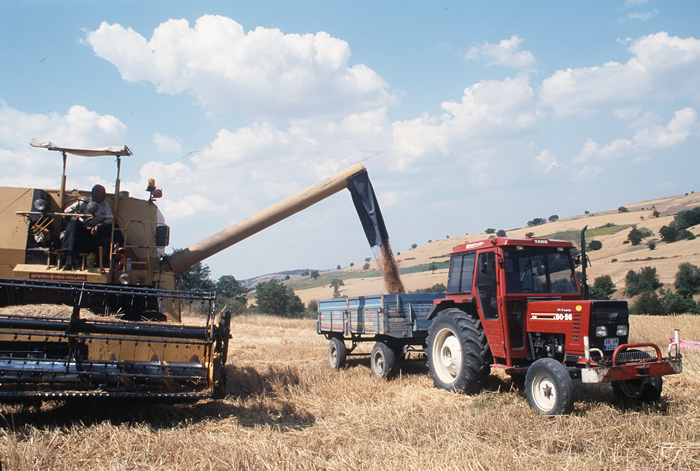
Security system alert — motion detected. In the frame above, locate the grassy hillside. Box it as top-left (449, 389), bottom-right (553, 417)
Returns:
top-left (288, 192), bottom-right (700, 304)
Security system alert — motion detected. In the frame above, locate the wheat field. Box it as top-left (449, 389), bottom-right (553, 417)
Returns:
top-left (0, 312), bottom-right (698, 470)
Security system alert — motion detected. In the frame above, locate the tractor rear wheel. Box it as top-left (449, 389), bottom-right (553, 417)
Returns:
top-left (525, 358), bottom-right (575, 415)
top-left (328, 337), bottom-right (347, 370)
top-left (612, 376), bottom-right (663, 402)
top-left (426, 309), bottom-right (491, 394)
top-left (370, 342), bottom-right (396, 379)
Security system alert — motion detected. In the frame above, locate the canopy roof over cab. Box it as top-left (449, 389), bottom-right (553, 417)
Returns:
top-left (30, 139), bottom-right (132, 157)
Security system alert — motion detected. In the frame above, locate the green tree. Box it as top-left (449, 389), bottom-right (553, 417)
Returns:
top-left (618, 206), bottom-right (629, 213)
top-left (625, 267), bottom-right (662, 297)
top-left (548, 215), bottom-right (559, 222)
top-left (485, 228), bottom-right (496, 234)
top-left (216, 275), bottom-right (248, 300)
top-left (310, 270), bottom-right (320, 280)
top-left (363, 263), bottom-right (370, 270)
top-left (527, 218), bottom-right (546, 227)
top-left (429, 263), bottom-right (438, 274)
top-left (675, 207), bottom-right (700, 229)
top-left (674, 263), bottom-right (700, 298)
top-left (587, 240), bottom-right (603, 251)
top-left (215, 275), bottom-right (249, 314)
top-left (660, 225), bottom-right (679, 242)
top-left (306, 299), bottom-right (318, 314)
top-left (678, 229), bottom-right (696, 241)
top-left (593, 275), bottom-right (615, 297)
top-left (413, 283), bottom-right (447, 294)
top-left (627, 228), bottom-right (644, 245)
top-left (172, 249), bottom-right (215, 292)
top-left (631, 291), bottom-right (666, 315)
top-left (330, 279), bottom-right (345, 298)
top-left (496, 229), bottom-right (507, 237)
top-left (662, 289), bottom-right (698, 314)
top-left (525, 232), bottom-right (535, 238)
top-left (659, 207), bottom-right (700, 243)
top-left (254, 280), bottom-right (304, 318)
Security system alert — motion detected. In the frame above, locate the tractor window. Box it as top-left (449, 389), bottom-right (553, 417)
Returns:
top-left (476, 252), bottom-right (498, 319)
top-left (446, 252), bottom-right (476, 294)
top-left (504, 249), bottom-right (578, 294)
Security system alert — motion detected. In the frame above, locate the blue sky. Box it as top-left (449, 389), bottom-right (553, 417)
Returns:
top-left (1, 1), bottom-right (699, 280)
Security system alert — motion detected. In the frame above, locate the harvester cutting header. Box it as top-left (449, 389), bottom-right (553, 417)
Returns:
top-left (0, 139), bottom-right (387, 399)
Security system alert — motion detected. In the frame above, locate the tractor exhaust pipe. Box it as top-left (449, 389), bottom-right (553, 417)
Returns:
top-left (580, 225), bottom-right (589, 300)
top-left (160, 163), bottom-right (367, 275)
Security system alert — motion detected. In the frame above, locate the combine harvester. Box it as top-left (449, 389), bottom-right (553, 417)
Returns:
top-left (0, 140), bottom-right (379, 400)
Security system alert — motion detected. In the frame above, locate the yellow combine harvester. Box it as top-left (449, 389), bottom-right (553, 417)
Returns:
top-left (0, 140), bottom-right (370, 400)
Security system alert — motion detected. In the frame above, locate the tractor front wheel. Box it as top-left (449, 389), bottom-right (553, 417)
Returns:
top-left (328, 337), bottom-right (347, 370)
top-left (426, 309), bottom-right (491, 394)
top-left (370, 342), bottom-right (396, 379)
top-left (525, 358), bottom-right (575, 415)
top-left (612, 376), bottom-right (663, 402)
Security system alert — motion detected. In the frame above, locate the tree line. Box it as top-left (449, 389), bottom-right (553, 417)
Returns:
top-left (588, 263), bottom-right (700, 315)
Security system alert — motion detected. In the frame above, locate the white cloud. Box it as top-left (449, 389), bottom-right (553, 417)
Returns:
top-left (377, 190), bottom-right (399, 208)
top-left (540, 33), bottom-right (700, 116)
top-left (628, 10), bottom-right (658, 21)
top-left (387, 75), bottom-right (541, 171)
top-left (632, 107), bottom-right (697, 149)
top-left (158, 194), bottom-right (219, 220)
top-left (153, 133), bottom-right (182, 154)
top-left (465, 35), bottom-right (536, 69)
top-left (574, 107), bottom-right (697, 162)
top-left (0, 102), bottom-right (126, 149)
top-left (572, 165), bottom-right (604, 181)
top-left (0, 103), bottom-right (127, 188)
top-left (86, 15), bottom-right (394, 120)
top-left (535, 149), bottom-right (566, 174)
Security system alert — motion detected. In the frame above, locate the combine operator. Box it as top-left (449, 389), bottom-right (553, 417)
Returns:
top-left (60, 184), bottom-right (123, 268)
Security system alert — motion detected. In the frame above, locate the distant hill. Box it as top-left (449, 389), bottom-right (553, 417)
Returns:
top-left (283, 192), bottom-right (700, 304)
top-left (241, 268), bottom-right (324, 289)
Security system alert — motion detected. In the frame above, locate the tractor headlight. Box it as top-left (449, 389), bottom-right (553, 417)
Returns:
top-left (616, 325), bottom-right (628, 336)
top-left (595, 326), bottom-right (608, 337)
top-left (118, 273), bottom-right (131, 285)
top-left (33, 199), bottom-right (46, 211)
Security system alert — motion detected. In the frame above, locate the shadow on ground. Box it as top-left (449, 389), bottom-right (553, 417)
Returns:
top-left (0, 364), bottom-right (315, 432)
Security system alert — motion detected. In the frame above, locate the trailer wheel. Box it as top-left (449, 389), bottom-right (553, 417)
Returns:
top-left (525, 358), bottom-right (575, 415)
top-left (328, 337), bottom-right (347, 370)
top-left (612, 376), bottom-right (663, 402)
top-left (426, 309), bottom-right (491, 394)
top-left (370, 342), bottom-right (396, 379)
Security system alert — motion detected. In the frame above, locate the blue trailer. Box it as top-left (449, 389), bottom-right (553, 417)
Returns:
top-left (317, 293), bottom-right (445, 377)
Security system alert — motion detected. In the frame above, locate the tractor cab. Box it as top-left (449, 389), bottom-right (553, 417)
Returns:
top-left (441, 237), bottom-right (582, 364)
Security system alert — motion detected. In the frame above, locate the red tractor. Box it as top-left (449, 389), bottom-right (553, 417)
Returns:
top-left (425, 228), bottom-right (682, 414)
